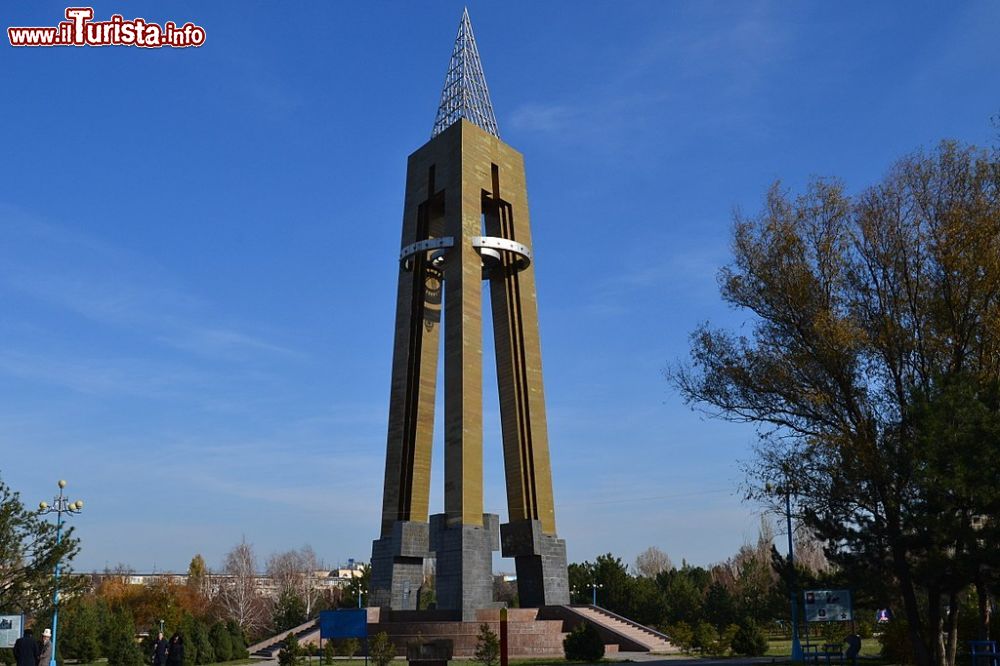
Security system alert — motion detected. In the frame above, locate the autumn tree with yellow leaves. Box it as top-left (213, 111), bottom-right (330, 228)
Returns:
top-left (674, 141), bottom-right (1000, 666)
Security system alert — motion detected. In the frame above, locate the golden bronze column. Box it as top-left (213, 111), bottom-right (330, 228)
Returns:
top-left (370, 9), bottom-right (568, 619)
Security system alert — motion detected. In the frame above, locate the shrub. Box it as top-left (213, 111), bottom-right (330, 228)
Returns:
top-left (664, 622), bottom-right (694, 653)
top-left (852, 614), bottom-right (875, 640)
top-left (369, 632), bottom-right (395, 666)
top-left (323, 641), bottom-right (335, 665)
top-left (693, 622), bottom-right (717, 654)
top-left (336, 638), bottom-right (360, 658)
top-left (278, 633), bottom-right (303, 666)
top-left (879, 618), bottom-right (914, 665)
top-left (817, 620), bottom-right (844, 644)
top-left (731, 622), bottom-right (768, 657)
top-left (693, 622), bottom-right (737, 657)
top-left (563, 622), bottom-right (604, 662)
top-left (718, 624), bottom-right (740, 656)
top-left (473, 624), bottom-right (500, 666)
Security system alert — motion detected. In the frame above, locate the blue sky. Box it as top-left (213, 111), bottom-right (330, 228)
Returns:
top-left (2, 1), bottom-right (998, 575)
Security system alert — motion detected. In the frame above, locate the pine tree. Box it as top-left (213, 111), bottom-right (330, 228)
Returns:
top-left (368, 632), bottom-right (395, 666)
top-left (278, 633), bottom-right (303, 666)
top-left (209, 622), bottom-right (233, 662)
top-left (58, 598), bottom-right (101, 662)
top-left (105, 609), bottom-right (142, 666)
top-left (473, 624), bottom-right (500, 666)
top-left (272, 589), bottom-right (307, 633)
top-left (192, 621), bottom-right (215, 665)
top-left (227, 620), bottom-right (249, 659)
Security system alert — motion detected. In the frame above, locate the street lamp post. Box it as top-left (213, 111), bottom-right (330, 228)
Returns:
top-left (591, 582), bottom-right (601, 607)
top-left (570, 582), bottom-right (602, 607)
top-left (767, 477), bottom-right (802, 662)
top-left (38, 480), bottom-right (84, 666)
top-left (783, 483), bottom-right (803, 662)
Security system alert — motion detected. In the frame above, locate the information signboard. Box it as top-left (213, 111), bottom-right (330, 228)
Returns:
top-left (0, 615), bottom-right (24, 648)
top-left (319, 609), bottom-right (367, 639)
top-left (804, 589), bottom-right (853, 622)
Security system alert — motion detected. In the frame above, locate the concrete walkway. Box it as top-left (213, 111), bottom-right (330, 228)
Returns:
top-left (253, 652), bottom-right (788, 666)
top-left (607, 653), bottom-right (783, 665)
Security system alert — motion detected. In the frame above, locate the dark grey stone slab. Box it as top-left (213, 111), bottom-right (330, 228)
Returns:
top-left (500, 519), bottom-right (569, 607)
top-left (430, 512), bottom-right (500, 621)
top-left (370, 520), bottom-right (430, 610)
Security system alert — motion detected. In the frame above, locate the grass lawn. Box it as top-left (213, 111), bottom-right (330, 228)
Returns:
top-left (300, 657), bottom-right (584, 666)
top-left (292, 656), bottom-right (575, 665)
top-left (766, 638), bottom-right (883, 659)
top-left (78, 659), bottom-right (258, 666)
top-left (297, 659), bottom-right (578, 666)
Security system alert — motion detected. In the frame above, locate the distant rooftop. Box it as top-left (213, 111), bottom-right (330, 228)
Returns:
top-left (431, 8), bottom-right (500, 139)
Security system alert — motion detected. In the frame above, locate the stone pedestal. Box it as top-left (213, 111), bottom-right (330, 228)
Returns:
top-left (500, 520), bottom-right (569, 607)
top-left (430, 513), bottom-right (500, 621)
top-left (370, 521), bottom-right (430, 610)
top-left (370, 608), bottom-right (570, 657)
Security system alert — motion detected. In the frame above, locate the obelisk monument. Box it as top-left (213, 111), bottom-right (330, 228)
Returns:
top-left (370, 9), bottom-right (569, 621)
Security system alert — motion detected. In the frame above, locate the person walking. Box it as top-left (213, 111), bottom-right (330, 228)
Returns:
top-left (152, 632), bottom-right (169, 666)
top-left (165, 633), bottom-right (184, 666)
top-left (13, 628), bottom-right (40, 666)
top-left (37, 629), bottom-right (53, 666)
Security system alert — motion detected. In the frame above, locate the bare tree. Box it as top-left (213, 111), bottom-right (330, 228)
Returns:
top-left (634, 546), bottom-right (672, 578)
top-left (218, 540), bottom-right (268, 638)
top-left (792, 526), bottom-right (831, 575)
top-left (723, 519), bottom-right (780, 621)
top-left (266, 545), bottom-right (323, 617)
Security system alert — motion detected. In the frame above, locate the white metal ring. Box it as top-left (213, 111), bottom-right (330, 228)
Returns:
top-left (471, 236), bottom-right (532, 271)
top-left (399, 236), bottom-right (455, 262)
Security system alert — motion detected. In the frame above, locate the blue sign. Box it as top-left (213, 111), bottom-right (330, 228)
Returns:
top-left (319, 610), bottom-right (368, 639)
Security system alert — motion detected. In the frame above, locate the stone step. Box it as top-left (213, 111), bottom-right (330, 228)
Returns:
top-left (248, 618), bottom-right (320, 657)
top-left (565, 606), bottom-right (678, 653)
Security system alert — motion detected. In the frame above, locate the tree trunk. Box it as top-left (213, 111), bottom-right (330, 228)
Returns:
top-left (976, 575), bottom-right (991, 640)
top-left (946, 591), bottom-right (960, 666)
top-left (928, 587), bottom-right (944, 666)
top-left (893, 542), bottom-right (933, 666)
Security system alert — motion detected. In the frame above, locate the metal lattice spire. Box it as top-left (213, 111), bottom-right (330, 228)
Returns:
top-left (431, 8), bottom-right (500, 139)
